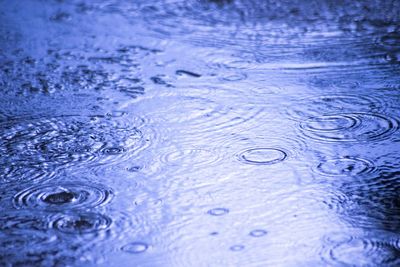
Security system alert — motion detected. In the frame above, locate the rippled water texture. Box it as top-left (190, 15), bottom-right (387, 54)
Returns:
top-left (0, 0), bottom-right (400, 266)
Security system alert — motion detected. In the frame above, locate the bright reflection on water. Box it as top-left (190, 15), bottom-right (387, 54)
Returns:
top-left (0, 0), bottom-right (400, 266)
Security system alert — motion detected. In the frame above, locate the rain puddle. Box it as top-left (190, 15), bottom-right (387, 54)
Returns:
top-left (0, 0), bottom-right (399, 266)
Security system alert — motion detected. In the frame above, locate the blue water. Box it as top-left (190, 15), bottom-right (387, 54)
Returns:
top-left (0, 0), bottom-right (400, 266)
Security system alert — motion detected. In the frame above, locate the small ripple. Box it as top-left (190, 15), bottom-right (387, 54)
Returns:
top-left (224, 134), bottom-right (307, 165)
top-left (230, 245), bottom-right (245, 252)
top-left (207, 208), bottom-right (229, 216)
top-left (379, 32), bottom-right (400, 49)
top-left (160, 146), bottom-right (223, 169)
top-left (249, 229), bottom-right (268, 237)
top-left (50, 212), bottom-right (112, 234)
top-left (236, 148), bottom-right (288, 165)
top-left (286, 95), bottom-right (385, 121)
top-left (321, 233), bottom-right (400, 266)
top-left (0, 211), bottom-right (49, 232)
top-left (121, 242), bottom-right (149, 254)
top-left (314, 156), bottom-right (376, 177)
top-left (0, 164), bottom-right (53, 184)
top-left (13, 183), bottom-right (113, 211)
top-left (136, 95), bottom-right (263, 135)
top-left (299, 113), bottom-right (399, 143)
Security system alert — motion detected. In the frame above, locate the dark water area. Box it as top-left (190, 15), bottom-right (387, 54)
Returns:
top-left (0, 0), bottom-right (400, 266)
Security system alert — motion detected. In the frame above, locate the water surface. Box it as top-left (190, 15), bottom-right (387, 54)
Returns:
top-left (0, 0), bottom-right (400, 266)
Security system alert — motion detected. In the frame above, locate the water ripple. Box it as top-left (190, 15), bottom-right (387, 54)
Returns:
top-left (236, 148), bottom-right (288, 165)
top-left (121, 242), bottom-right (149, 254)
top-left (0, 115), bottom-right (147, 168)
top-left (136, 95), bottom-right (263, 135)
top-left (286, 95), bottom-right (385, 121)
top-left (13, 182), bottom-right (113, 211)
top-left (50, 212), bottom-right (112, 234)
top-left (299, 113), bottom-right (399, 143)
top-left (314, 156), bottom-right (376, 177)
top-left (321, 232), bottom-right (400, 266)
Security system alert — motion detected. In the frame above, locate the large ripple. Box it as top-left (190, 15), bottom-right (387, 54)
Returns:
top-left (0, 115), bottom-right (147, 169)
top-left (13, 182), bottom-right (113, 211)
top-left (299, 113), bottom-right (399, 143)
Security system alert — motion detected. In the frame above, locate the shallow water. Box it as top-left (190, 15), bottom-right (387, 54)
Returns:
top-left (0, 0), bottom-right (400, 266)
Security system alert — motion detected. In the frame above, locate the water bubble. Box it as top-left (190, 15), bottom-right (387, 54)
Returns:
top-left (236, 148), bottom-right (288, 165)
top-left (50, 212), bottom-right (112, 234)
top-left (13, 183), bottom-right (113, 210)
top-left (299, 113), bottom-right (399, 143)
top-left (249, 229), bottom-right (268, 237)
top-left (207, 208), bottom-right (229, 216)
top-left (121, 242), bottom-right (149, 254)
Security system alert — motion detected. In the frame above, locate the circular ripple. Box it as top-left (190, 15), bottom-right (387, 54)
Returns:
top-left (0, 164), bottom-right (52, 184)
top-left (286, 95), bottom-right (385, 121)
top-left (0, 231), bottom-right (57, 255)
top-left (13, 183), bottom-right (113, 211)
top-left (315, 157), bottom-right (376, 177)
top-left (50, 212), bottom-right (112, 234)
top-left (160, 146), bottom-right (223, 169)
top-left (207, 208), bottom-right (229, 216)
top-left (379, 33), bottom-right (400, 49)
top-left (299, 113), bottom-right (398, 143)
top-left (249, 229), bottom-right (268, 237)
top-left (0, 211), bottom-right (49, 232)
top-left (0, 115), bottom-right (145, 168)
top-left (322, 235), bottom-right (400, 266)
top-left (230, 245), bottom-right (245, 252)
top-left (236, 148), bottom-right (288, 165)
top-left (121, 242), bottom-right (149, 254)
top-left (136, 95), bottom-right (263, 135)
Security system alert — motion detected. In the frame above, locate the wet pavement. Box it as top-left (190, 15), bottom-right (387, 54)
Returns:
top-left (0, 0), bottom-right (400, 266)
